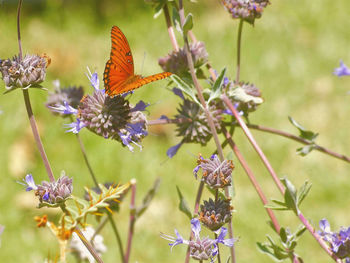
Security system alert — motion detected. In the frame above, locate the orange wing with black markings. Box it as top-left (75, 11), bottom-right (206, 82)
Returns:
top-left (103, 26), bottom-right (172, 97)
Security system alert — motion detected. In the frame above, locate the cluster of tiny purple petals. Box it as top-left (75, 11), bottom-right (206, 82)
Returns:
top-left (0, 54), bottom-right (48, 91)
top-left (222, 0), bottom-right (270, 24)
top-left (161, 218), bottom-right (235, 262)
top-left (23, 174), bottom-right (72, 204)
top-left (319, 219), bottom-right (350, 260)
top-left (46, 82), bottom-right (84, 117)
top-left (51, 70), bottom-right (149, 152)
top-left (158, 42), bottom-right (208, 77)
top-left (194, 155), bottom-right (234, 189)
top-left (334, 60), bottom-right (350, 77)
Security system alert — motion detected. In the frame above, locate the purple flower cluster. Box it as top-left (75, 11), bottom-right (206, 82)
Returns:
top-left (161, 218), bottom-right (235, 262)
top-left (319, 219), bottom-right (350, 261)
top-left (21, 174), bottom-right (73, 205)
top-left (48, 68), bottom-right (149, 152)
top-left (334, 61), bottom-right (350, 77)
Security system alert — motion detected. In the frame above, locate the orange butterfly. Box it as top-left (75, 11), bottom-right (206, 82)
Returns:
top-left (103, 26), bottom-right (172, 97)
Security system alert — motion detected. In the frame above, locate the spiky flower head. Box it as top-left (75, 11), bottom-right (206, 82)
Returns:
top-left (194, 154), bottom-right (234, 189)
top-left (175, 98), bottom-right (222, 146)
top-left (78, 90), bottom-right (131, 138)
top-left (199, 198), bottom-right (233, 231)
top-left (161, 218), bottom-right (236, 261)
top-left (46, 81), bottom-right (84, 117)
top-left (70, 226), bottom-right (107, 263)
top-left (0, 54), bottom-right (50, 92)
top-left (158, 42), bottom-right (208, 77)
top-left (226, 81), bottom-right (263, 116)
top-left (222, 0), bottom-right (270, 24)
top-left (35, 173), bottom-right (73, 205)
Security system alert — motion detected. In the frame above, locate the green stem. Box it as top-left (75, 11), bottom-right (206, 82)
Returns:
top-left (236, 19), bottom-right (243, 83)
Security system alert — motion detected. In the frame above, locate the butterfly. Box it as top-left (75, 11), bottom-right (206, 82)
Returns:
top-left (103, 26), bottom-right (172, 97)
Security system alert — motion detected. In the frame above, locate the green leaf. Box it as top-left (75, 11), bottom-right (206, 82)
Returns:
top-left (183, 13), bottom-right (193, 35)
top-left (153, 3), bottom-right (165, 19)
top-left (206, 186), bottom-right (227, 200)
top-left (208, 68), bottom-right (226, 104)
top-left (295, 226), bottom-right (307, 238)
top-left (297, 144), bottom-right (316, 156)
top-left (136, 177), bottom-right (161, 218)
top-left (279, 227), bottom-right (287, 243)
top-left (170, 74), bottom-right (201, 105)
top-left (176, 186), bottom-right (192, 219)
top-left (227, 84), bottom-right (263, 105)
top-left (297, 181), bottom-right (312, 207)
top-left (172, 6), bottom-right (182, 33)
top-left (288, 116), bottom-right (318, 141)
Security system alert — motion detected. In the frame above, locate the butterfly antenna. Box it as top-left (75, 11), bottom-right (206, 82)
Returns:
top-left (140, 52), bottom-right (147, 75)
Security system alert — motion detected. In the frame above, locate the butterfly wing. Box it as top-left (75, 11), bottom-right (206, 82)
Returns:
top-left (104, 26), bottom-right (172, 97)
top-left (103, 26), bottom-right (134, 96)
top-left (111, 72), bottom-right (173, 95)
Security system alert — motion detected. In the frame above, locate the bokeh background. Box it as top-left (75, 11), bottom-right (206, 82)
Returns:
top-left (1, 0), bottom-right (350, 262)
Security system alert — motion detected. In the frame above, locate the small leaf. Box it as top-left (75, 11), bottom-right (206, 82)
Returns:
top-left (183, 13), bottom-right (193, 35)
top-left (176, 186), bottom-right (192, 219)
top-left (172, 6), bottom-right (182, 33)
top-left (295, 226), bottom-right (307, 238)
top-left (297, 144), bottom-right (316, 156)
top-left (206, 186), bottom-right (227, 200)
top-left (136, 177), bottom-right (161, 218)
top-left (279, 227), bottom-right (287, 243)
top-left (297, 181), bottom-right (312, 207)
top-left (288, 116), bottom-right (318, 141)
top-left (171, 74), bottom-right (200, 105)
top-left (153, 2), bottom-right (165, 18)
top-left (282, 177), bottom-right (298, 214)
top-left (227, 85), bottom-right (263, 104)
top-left (208, 68), bottom-right (226, 104)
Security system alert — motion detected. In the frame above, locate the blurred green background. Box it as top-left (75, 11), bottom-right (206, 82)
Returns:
top-left (1, 0), bottom-right (350, 262)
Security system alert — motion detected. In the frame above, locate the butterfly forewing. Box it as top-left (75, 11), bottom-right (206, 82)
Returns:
top-left (104, 26), bottom-right (172, 97)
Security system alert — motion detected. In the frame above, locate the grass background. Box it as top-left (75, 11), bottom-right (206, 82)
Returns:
top-left (1, 0), bottom-right (350, 262)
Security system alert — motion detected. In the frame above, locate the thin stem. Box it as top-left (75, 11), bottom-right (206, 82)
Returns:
top-left (298, 213), bottom-right (341, 262)
top-left (222, 96), bottom-right (285, 193)
top-left (125, 180), bottom-right (137, 263)
top-left (236, 19), bottom-right (243, 83)
top-left (17, 0), bottom-right (23, 60)
top-left (107, 212), bottom-right (125, 263)
top-left (73, 130), bottom-right (125, 263)
top-left (221, 126), bottom-right (281, 233)
top-left (17, 0), bottom-right (55, 182)
top-left (148, 117), bottom-right (191, 125)
top-left (75, 131), bottom-right (99, 186)
top-left (178, 0), bottom-right (224, 162)
top-left (22, 88), bottom-right (55, 182)
top-left (163, 4), bottom-right (179, 51)
top-left (91, 216), bottom-right (108, 242)
top-left (75, 228), bottom-right (104, 263)
top-left (243, 123), bottom-right (350, 164)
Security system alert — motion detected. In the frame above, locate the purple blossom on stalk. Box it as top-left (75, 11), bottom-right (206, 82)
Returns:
top-left (161, 218), bottom-right (235, 262)
top-left (60, 69), bottom-right (149, 152)
top-left (48, 100), bottom-right (78, 115)
top-left (334, 61), bottom-right (350, 77)
top-left (19, 174), bottom-right (38, 191)
top-left (318, 219), bottom-right (350, 260)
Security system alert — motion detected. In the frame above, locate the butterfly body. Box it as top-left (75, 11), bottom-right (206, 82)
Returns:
top-left (103, 26), bottom-right (172, 97)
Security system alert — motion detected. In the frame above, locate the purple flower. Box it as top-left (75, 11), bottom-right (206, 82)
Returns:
top-left (318, 219), bottom-right (350, 259)
top-left (48, 100), bottom-right (78, 115)
top-left (131, 100), bottom-right (149, 112)
top-left (86, 67), bottom-right (100, 91)
top-left (172, 87), bottom-right (185, 100)
top-left (64, 118), bottom-right (86, 134)
top-left (159, 115), bottom-right (169, 120)
top-left (161, 218), bottom-right (235, 262)
top-left (19, 174), bottom-right (38, 191)
top-left (334, 60), bottom-right (350, 77)
top-left (166, 142), bottom-right (183, 158)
